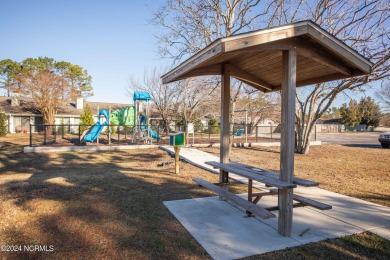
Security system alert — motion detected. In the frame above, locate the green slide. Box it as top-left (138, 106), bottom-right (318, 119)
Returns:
top-left (110, 106), bottom-right (135, 127)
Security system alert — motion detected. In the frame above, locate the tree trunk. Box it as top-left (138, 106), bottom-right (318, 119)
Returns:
top-left (295, 122), bottom-right (314, 154)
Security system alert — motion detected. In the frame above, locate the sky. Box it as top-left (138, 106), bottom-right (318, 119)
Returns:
top-left (0, 0), bottom-right (167, 104)
top-left (0, 0), bottom-right (383, 109)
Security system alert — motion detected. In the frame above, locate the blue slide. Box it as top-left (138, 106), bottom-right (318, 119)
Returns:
top-left (148, 128), bottom-right (160, 140)
top-left (83, 110), bottom-right (109, 142)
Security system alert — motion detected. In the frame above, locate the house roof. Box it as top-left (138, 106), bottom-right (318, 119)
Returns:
top-left (317, 118), bottom-right (343, 124)
top-left (161, 20), bottom-right (373, 92)
top-left (0, 96), bottom-right (131, 117)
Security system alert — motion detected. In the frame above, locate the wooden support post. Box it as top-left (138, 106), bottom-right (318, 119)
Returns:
top-left (246, 179), bottom-right (253, 216)
top-left (97, 106), bottom-right (99, 144)
top-left (174, 146), bottom-right (181, 174)
top-left (245, 110), bottom-right (248, 144)
top-left (279, 50), bottom-right (296, 236)
top-left (220, 63), bottom-right (231, 197)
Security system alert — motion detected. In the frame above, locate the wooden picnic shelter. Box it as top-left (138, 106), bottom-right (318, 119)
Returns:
top-left (161, 20), bottom-right (372, 236)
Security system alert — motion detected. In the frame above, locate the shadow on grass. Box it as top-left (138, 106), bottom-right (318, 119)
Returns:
top-left (242, 146), bottom-right (280, 154)
top-left (0, 149), bottom-right (213, 259)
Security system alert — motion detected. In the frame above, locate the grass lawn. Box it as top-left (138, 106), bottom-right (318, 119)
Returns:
top-left (0, 134), bottom-right (389, 259)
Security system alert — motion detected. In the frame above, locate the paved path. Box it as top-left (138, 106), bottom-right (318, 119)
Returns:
top-left (317, 132), bottom-right (381, 147)
top-left (160, 146), bottom-right (390, 260)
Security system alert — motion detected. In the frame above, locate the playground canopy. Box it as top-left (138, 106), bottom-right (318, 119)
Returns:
top-left (134, 91), bottom-right (151, 101)
top-left (161, 20), bottom-right (373, 237)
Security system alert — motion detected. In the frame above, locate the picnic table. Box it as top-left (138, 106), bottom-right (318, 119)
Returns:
top-left (194, 161), bottom-right (331, 220)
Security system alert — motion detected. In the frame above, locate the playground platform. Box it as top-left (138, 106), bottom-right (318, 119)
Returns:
top-left (160, 146), bottom-right (390, 260)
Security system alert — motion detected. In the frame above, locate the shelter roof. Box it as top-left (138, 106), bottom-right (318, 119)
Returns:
top-left (162, 20), bottom-right (373, 92)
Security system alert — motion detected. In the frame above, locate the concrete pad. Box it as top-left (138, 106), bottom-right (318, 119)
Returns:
top-left (245, 194), bottom-right (363, 243)
top-left (164, 196), bottom-right (300, 260)
top-left (24, 144), bottom-right (158, 153)
top-left (293, 187), bottom-right (390, 231)
top-left (164, 195), bottom-right (362, 260)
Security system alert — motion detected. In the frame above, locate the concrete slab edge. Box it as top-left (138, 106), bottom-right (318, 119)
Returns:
top-left (24, 144), bottom-right (159, 153)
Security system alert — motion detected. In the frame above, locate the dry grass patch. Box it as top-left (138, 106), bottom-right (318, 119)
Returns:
top-left (244, 231), bottom-right (390, 260)
top-left (0, 148), bottom-right (218, 259)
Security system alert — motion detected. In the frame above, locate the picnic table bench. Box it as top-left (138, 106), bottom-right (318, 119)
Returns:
top-left (193, 161), bottom-right (331, 220)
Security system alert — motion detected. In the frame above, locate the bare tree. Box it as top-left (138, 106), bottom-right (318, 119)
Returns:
top-left (176, 77), bottom-right (220, 125)
top-left (376, 82), bottom-right (390, 111)
top-left (236, 90), bottom-right (280, 132)
top-left (268, 0), bottom-right (390, 153)
top-left (152, 0), bottom-right (275, 64)
top-left (152, 0), bottom-right (276, 151)
top-left (127, 68), bottom-right (179, 133)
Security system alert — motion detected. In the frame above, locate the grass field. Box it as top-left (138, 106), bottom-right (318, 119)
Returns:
top-left (0, 134), bottom-right (389, 259)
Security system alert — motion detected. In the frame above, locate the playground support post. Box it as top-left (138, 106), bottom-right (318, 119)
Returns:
top-left (29, 124), bottom-right (32, 147)
top-left (78, 125), bottom-right (81, 145)
top-left (44, 124), bottom-right (47, 145)
top-left (157, 125), bottom-right (160, 144)
top-left (235, 109), bottom-right (248, 143)
top-left (118, 126), bottom-right (120, 145)
top-left (108, 107), bottom-right (111, 145)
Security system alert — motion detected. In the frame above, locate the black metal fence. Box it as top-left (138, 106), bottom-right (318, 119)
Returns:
top-left (29, 124), bottom-right (163, 147)
top-left (29, 123), bottom-right (317, 147)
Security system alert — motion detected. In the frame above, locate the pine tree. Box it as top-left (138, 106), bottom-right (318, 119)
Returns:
top-left (58, 117), bottom-right (67, 136)
top-left (80, 104), bottom-right (95, 132)
top-left (0, 112), bottom-right (7, 137)
top-left (340, 100), bottom-right (361, 127)
top-left (359, 97), bottom-right (381, 128)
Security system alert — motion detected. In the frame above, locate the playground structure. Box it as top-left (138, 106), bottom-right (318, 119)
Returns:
top-left (82, 91), bottom-right (160, 144)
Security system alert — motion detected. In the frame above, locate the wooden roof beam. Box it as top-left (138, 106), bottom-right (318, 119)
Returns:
top-left (229, 64), bottom-right (274, 91)
top-left (273, 73), bottom-right (353, 90)
top-left (177, 64), bottom-right (222, 79)
top-left (295, 39), bottom-right (352, 76)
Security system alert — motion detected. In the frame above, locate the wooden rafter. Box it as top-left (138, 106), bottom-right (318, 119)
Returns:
top-left (230, 64), bottom-right (274, 91)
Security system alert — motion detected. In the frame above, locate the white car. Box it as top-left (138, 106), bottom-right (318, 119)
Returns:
top-left (379, 132), bottom-right (390, 148)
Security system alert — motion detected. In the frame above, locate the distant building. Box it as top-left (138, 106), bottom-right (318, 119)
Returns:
top-left (0, 95), bottom-right (130, 133)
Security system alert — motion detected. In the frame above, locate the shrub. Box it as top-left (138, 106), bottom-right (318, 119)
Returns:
top-left (80, 104), bottom-right (95, 133)
top-left (0, 112), bottom-right (7, 137)
top-left (57, 117), bottom-right (67, 136)
top-left (208, 118), bottom-right (220, 134)
top-left (194, 119), bottom-right (204, 132)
